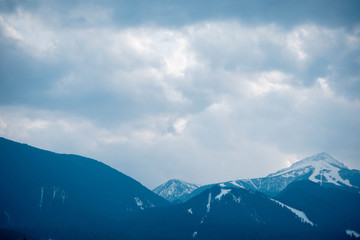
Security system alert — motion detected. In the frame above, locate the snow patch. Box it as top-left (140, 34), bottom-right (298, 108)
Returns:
top-left (230, 181), bottom-right (244, 188)
top-left (52, 186), bottom-right (57, 199)
top-left (134, 197), bottom-right (144, 210)
top-left (219, 183), bottom-right (226, 187)
top-left (147, 200), bottom-right (155, 208)
top-left (60, 190), bottom-right (66, 203)
top-left (39, 186), bottom-right (44, 209)
top-left (246, 179), bottom-right (258, 189)
top-left (206, 193), bottom-right (212, 213)
top-left (187, 208), bottom-right (193, 214)
top-left (232, 194), bottom-right (241, 203)
top-left (306, 160), bottom-right (352, 187)
top-left (215, 189), bottom-right (231, 201)
top-left (271, 199), bottom-right (314, 226)
top-left (347, 230), bottom-right (360, 238)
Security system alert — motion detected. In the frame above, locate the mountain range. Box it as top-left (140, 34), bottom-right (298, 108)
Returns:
top-left (167, 152), bottom-right (360, 202)
top-left (1, 137), bottom-right (359, 239)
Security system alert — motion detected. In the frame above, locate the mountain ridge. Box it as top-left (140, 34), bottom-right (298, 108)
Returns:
top-left (176, 152), bottom-right (359, 202)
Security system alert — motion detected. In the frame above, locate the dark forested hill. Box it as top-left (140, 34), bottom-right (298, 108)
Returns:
top-left (0, 137), bottom-right (168, 238)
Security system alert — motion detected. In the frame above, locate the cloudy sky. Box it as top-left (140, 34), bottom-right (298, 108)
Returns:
top-left (1, 0), bottom-right (360, 189)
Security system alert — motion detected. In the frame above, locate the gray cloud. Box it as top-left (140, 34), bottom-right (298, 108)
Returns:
top-left (0, 1), bottom-right (360, 188)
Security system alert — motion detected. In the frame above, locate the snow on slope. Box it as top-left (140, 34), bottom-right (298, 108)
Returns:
top-left (153, 179), bottom-right (201, 202)
top-left (230, 181), bottom-right (245, 188)
top-left (206, 193), bottom-right (212, 213)
top-left (215, 189), bottom-right (231, 201)
top-left (346, 230), bottom-right (360, 238)
top-left (270, 199), bottom-right (314, 226)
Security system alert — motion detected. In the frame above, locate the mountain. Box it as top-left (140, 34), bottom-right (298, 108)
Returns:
top-left (1, 139), bottom-right (358, 239)
top-left (275, 180), bottom-right (360, 237)
top-left (0, 137), bottom-right (168, 238)
top-left (186, 152), bottom-right (360, 201)
top-left (267, 152), bottom-right (354, 187)
top-left (124, 185), bottom-right (353, 240)
top-left (153, 179), bottom-right (200, 202)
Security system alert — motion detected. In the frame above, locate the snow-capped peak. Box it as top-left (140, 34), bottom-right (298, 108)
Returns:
top-left (288, 152), bottom-right (347, 170)
top-left (268, 152), bottom-right (352, 187)
top-left (153, 179), bottom-right (201, 202)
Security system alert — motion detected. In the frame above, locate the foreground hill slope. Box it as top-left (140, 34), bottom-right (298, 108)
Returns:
top-left (0, 137), bottom-right (168, 231)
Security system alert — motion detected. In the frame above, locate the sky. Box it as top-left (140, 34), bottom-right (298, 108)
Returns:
top-left (1, 0), bottom-right (360, 189)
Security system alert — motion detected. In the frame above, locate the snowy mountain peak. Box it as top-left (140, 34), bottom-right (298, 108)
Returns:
top-left (268, 152), bottom-right (352, 187)
top-left (290, 152), bottom-right (347, 169)
top-left (168, 179), bottom-right (189, 185)
top-left (153, 179), bottom-right (201, 202)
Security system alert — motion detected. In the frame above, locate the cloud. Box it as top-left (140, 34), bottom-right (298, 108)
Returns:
top-left (1, 3), bottom-right (360, 188)
top-left (0, 16), bottom-right (23, 41)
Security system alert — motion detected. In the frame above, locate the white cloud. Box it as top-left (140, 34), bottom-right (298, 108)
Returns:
top-left (0, 16), bottom-right (23, 41)
top-left (173, 118), bottom-right (187, 134)
top-left (286, 27), bottom-right (308, 61)
top-left (245, 71), bottom-right (291, 97)
top-left (1, 10), bottom-right (58, 57)
top-left (317, 77), bottom-right (333, 96)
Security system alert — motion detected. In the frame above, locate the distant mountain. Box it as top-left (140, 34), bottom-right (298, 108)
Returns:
top-left (275, 180), bottom-right (360, 236)
top-left (153, 179), bottom-right (200, 202)
top-left (186, 153), bottom-right (360, 201)
top-left (0, 137), bottom-right (168, 238)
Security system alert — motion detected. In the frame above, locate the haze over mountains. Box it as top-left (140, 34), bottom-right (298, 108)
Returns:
top-left (1, 137), bottom-right (359, 239)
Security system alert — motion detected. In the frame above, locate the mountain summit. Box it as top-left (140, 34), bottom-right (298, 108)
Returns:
top-left (271, 152), bottom-right (347, 174)
top-left (268, 152), bottom-right (352, 187)
top-left (153, 179), bottom-right (200, 202)
top-left (290, 152), bottom-right (347, 169)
